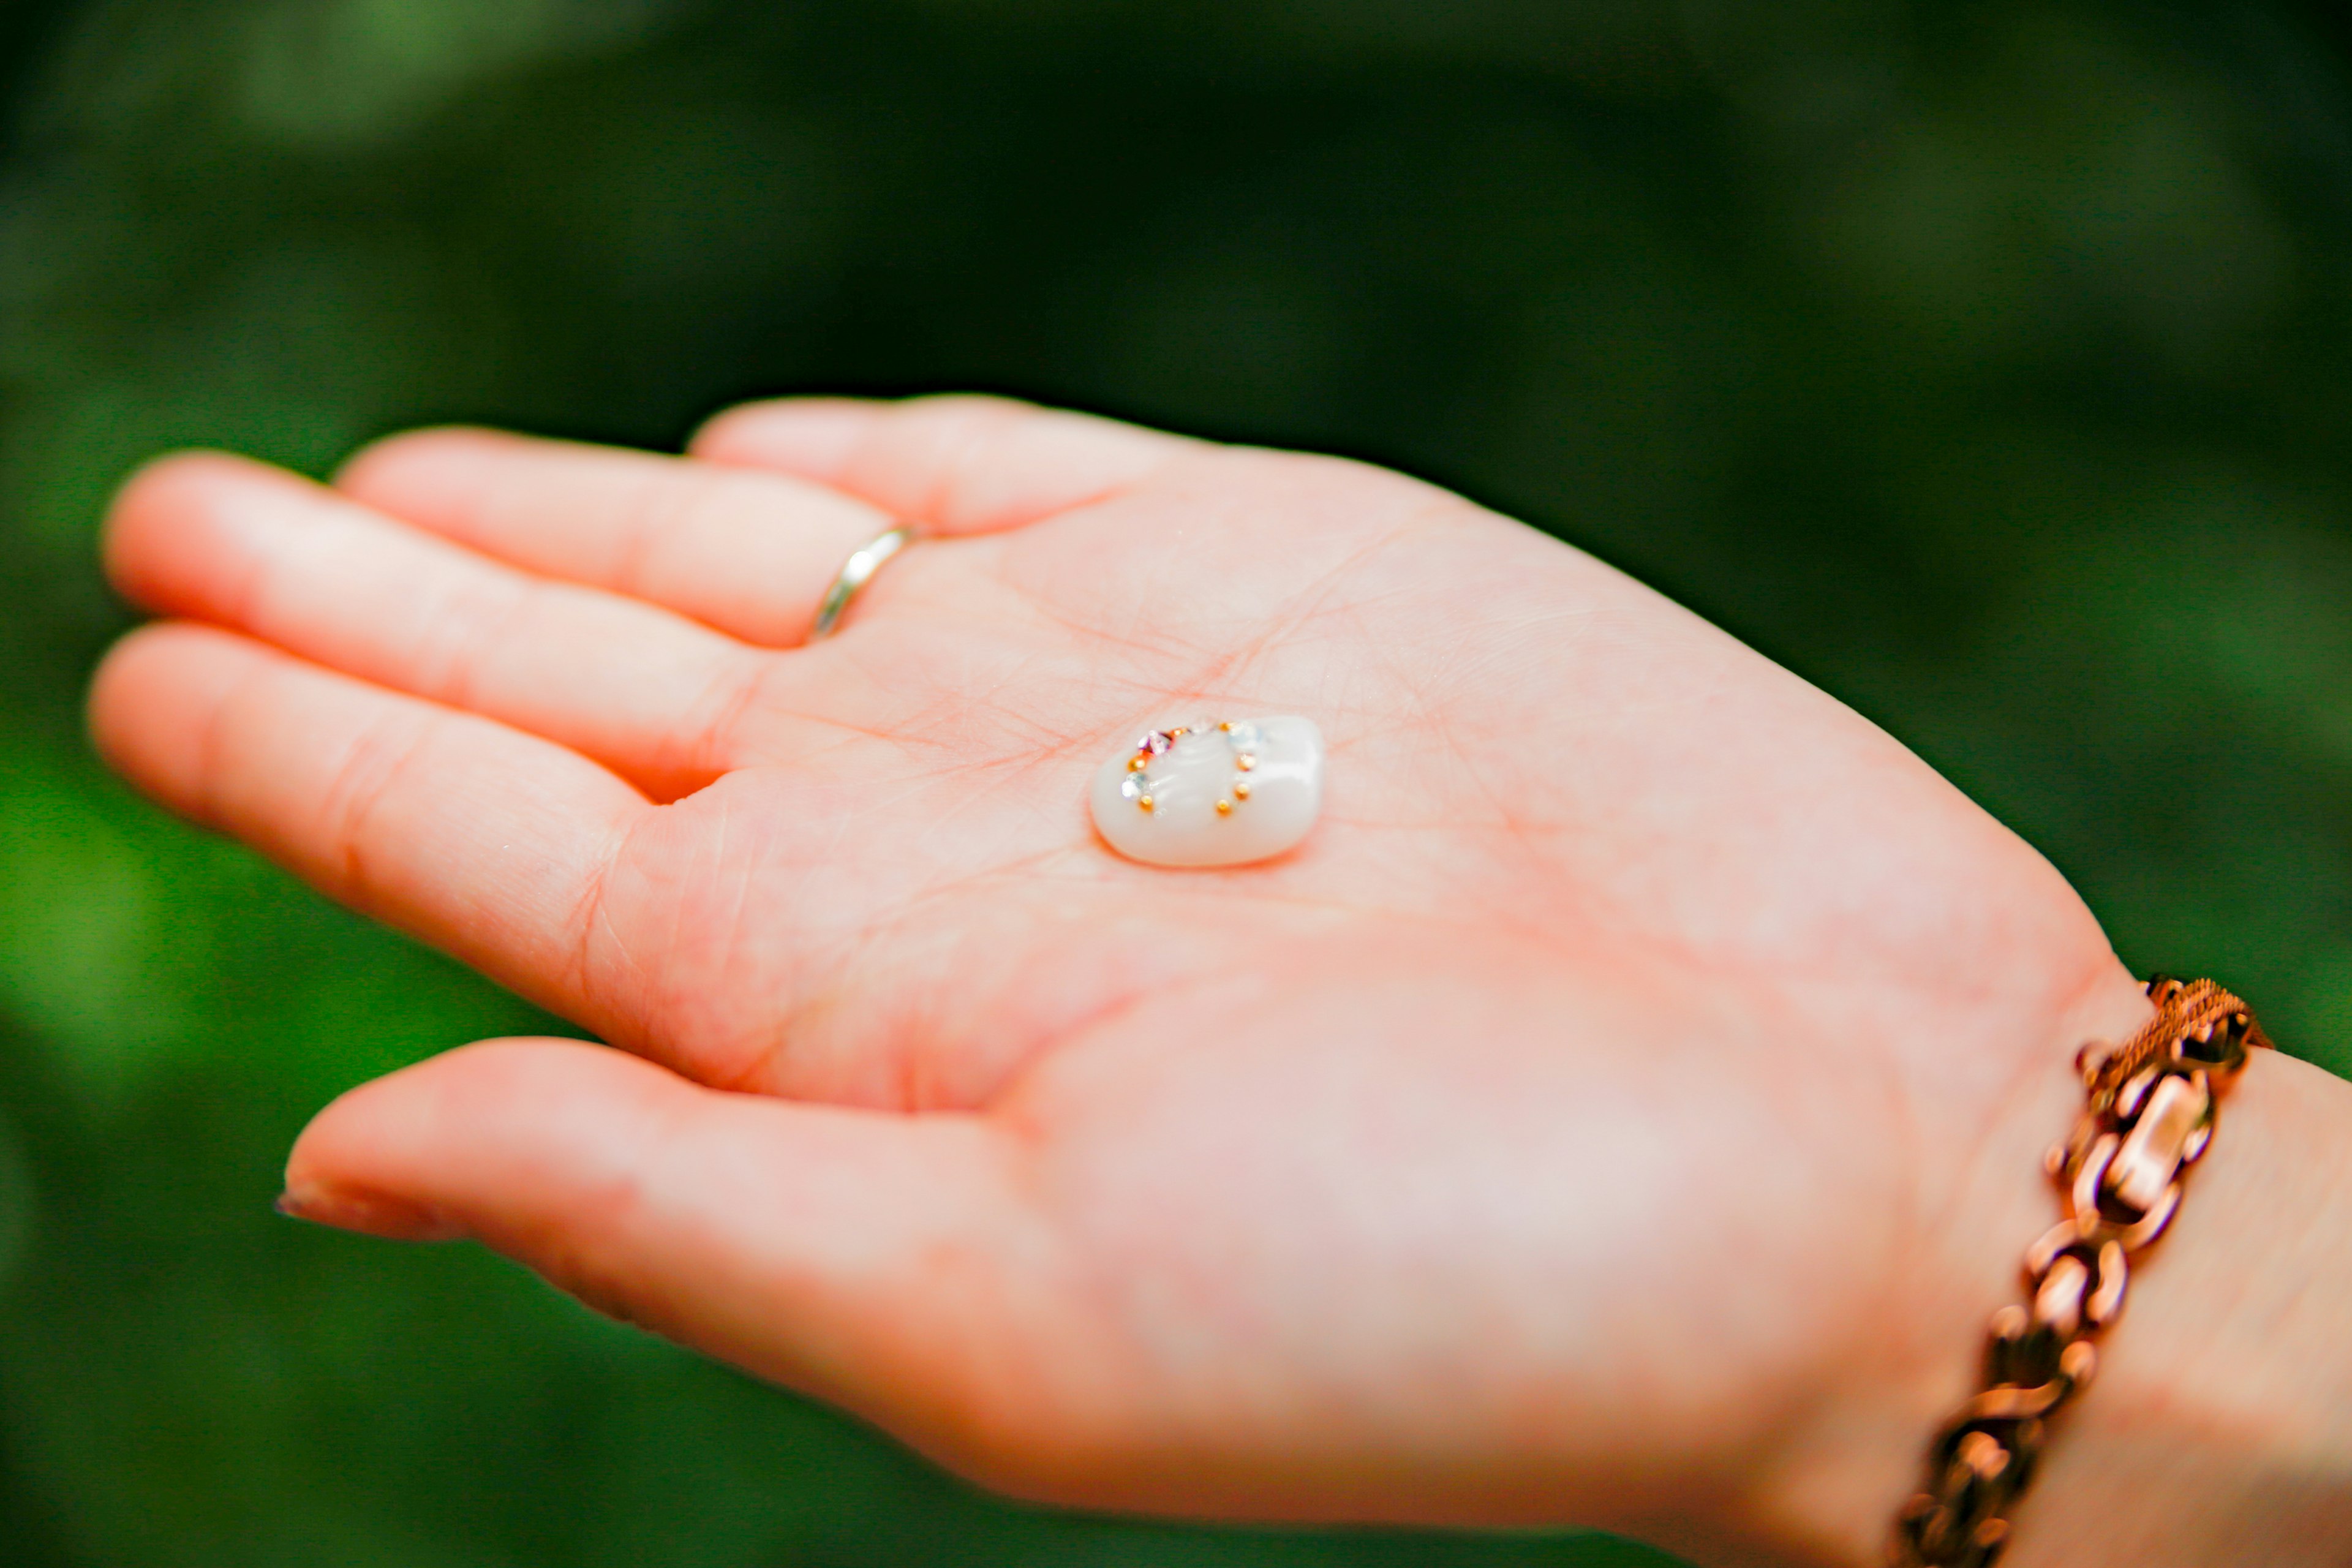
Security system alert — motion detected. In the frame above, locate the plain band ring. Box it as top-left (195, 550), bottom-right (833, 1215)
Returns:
top-left (809, 526), bottom-right (912, 641)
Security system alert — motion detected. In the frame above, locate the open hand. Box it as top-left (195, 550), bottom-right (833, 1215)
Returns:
top-left (89, 397), bottom-right (2165, 1564)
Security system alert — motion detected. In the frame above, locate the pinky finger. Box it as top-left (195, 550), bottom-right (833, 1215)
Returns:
top-left (690, 393), bottom-right (1199, 534)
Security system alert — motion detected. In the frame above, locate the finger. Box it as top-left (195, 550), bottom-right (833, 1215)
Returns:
top-left (336, 428), bottom-right (902, 648)
top-left (284, 1039), bottom-right (1082, 1470)
top-left (89, 622), bottom-right (647, 1022)
top-left (106, 451), bottom-right (778, 797)
top-left (689, 394), bottom-right (1199, 533)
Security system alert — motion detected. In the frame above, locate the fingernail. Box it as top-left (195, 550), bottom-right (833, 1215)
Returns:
top-left (273, 1188), bottom-right (467, 1242)
top-left (1090, 715), bottom-right (1324, 867)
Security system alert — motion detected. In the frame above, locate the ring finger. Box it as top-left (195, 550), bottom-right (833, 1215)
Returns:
top-left (104, 451), bottom-right (817, 799)
top-left (335, 426), bottom-right (911, 649)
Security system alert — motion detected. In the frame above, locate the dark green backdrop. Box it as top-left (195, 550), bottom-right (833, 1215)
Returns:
top-left (4, 2), bottom-right (2350, 1564)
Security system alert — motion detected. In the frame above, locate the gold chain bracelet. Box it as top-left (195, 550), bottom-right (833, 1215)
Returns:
top-left (1890, 976), bottom-right (2270, 1566)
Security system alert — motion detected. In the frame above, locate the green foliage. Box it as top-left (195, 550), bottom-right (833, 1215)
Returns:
top-left (2, 1), bottom-right (2349, 1562)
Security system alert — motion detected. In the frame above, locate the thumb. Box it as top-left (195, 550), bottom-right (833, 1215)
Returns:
top-left (282, 1038), bottom-right (1070, 1452)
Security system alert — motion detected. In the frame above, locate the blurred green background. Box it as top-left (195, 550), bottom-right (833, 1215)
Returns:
top-left (4, 1), bottom-right (2352, 1563)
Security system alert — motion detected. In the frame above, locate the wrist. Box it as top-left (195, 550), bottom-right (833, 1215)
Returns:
top-left (1999, 1046), bottom-right (2352, 1565)
top-left (1725, 990), bottom-right (2352, 1568)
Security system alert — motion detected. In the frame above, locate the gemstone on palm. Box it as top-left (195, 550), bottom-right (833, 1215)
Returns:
top-left (1090, 715), bottom-right (1324, 867)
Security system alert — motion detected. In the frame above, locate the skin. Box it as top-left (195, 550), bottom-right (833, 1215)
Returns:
top-left (86, 396), bottom-right (2352, 1566)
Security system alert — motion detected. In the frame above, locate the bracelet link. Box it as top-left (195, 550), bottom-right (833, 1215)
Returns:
top-left (1890, 976), bottom-right (2269, 1567)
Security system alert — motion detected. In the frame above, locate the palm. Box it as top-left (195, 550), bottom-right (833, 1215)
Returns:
top-left (92, 398), bottom-right (2146, 1560)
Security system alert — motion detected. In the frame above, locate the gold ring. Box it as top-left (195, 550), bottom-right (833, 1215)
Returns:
top-left (808, 526), bottom-right (912, 641)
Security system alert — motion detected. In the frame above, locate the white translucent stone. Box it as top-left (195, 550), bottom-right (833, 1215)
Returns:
top-left (1089, 715), bottom-right (1324, 868)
